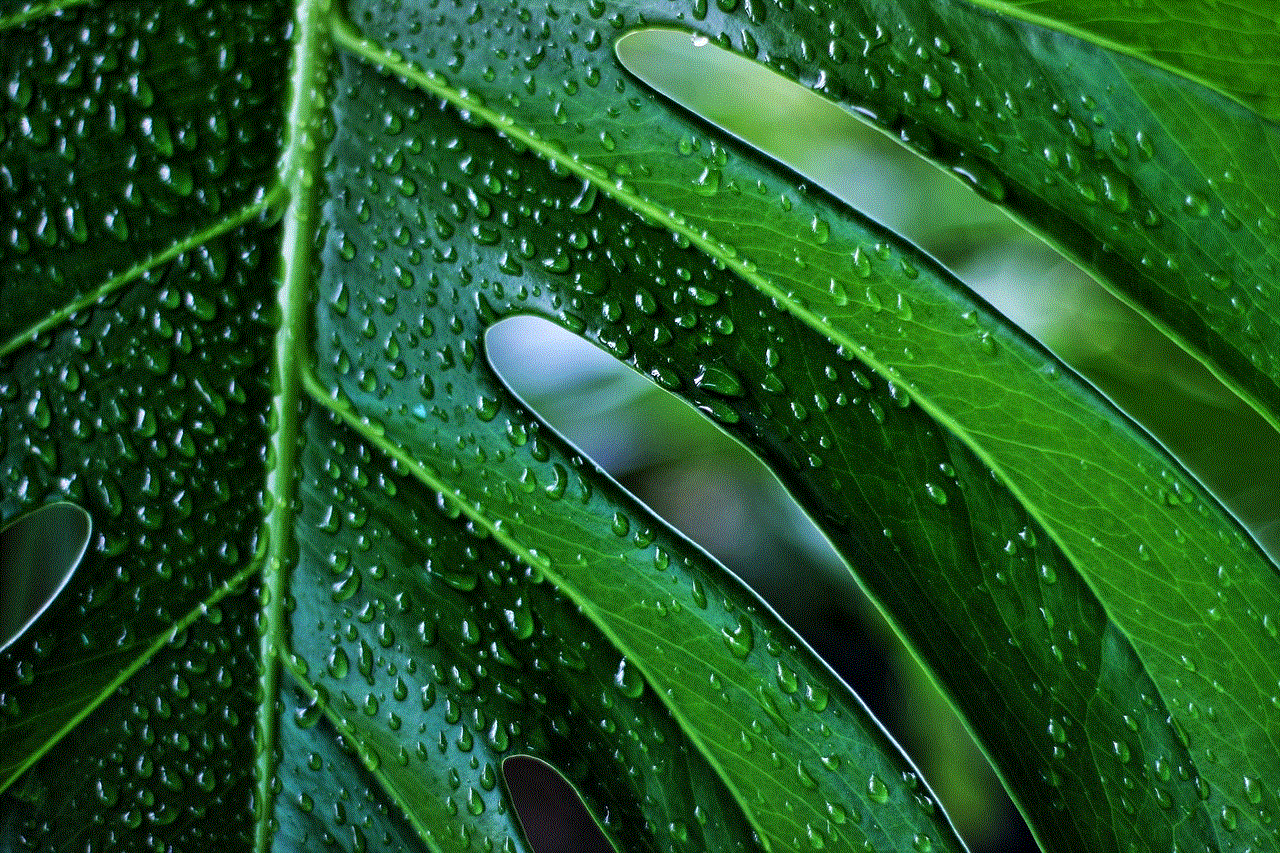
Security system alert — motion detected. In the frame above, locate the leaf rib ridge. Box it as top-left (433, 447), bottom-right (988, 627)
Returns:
top-left (297, 367), bottom-right (786, 850)
top-left (326, 16), bottom-right (778, 323)
top-left (956, 0), bottom-right (1280, 124)
top-left (0, 190), bottom-right (281, 360)
top-left (279, 655), bottom-right (448, 853)
top-left (0, 557), bottom-right (262, 794)
top-left (254, 1), bottom-right (329, 848)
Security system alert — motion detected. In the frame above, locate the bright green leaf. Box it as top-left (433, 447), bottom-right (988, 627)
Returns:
top-left (959, 0), bottom-right (1280, 123)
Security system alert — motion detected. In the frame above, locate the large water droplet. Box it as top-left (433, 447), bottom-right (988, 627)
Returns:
top-left (721, 613), bottom-right (755, 658)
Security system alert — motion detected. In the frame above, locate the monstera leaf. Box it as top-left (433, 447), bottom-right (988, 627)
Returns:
top-left (1, 1), bottom-right (1277, 852)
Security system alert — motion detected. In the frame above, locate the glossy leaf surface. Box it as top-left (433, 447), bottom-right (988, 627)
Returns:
top-left (958, 0), bottom-right (1280, 123)
top-left (1, 1), bottom-right (1276, 852)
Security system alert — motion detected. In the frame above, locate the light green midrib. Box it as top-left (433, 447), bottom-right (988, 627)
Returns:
top-left (253, 0), bottom-right (327, 850)
top-left (0, 192), bottom-right (281, 360)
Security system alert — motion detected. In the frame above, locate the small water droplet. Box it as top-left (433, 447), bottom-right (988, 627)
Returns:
top-left (1183, 193), bottom-right (1210, 218)
top-left (721, 614), bottom-right (754, 659)
top-left (1243, 775), bottom-right (1262, 805)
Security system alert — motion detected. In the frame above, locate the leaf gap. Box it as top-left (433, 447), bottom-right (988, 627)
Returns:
top-left (615, 27), bottom-right (1280, 554)
top-left (0, 502), bottom-right (91, 652)
top-left (501, 755), bottom-right (615, 853)
top-left (486, 315), bottom-right (1031, 852)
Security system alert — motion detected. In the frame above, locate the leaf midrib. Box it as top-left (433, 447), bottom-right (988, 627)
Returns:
top-left (252, 0), bottom-right (328, 848)
top-left (0, 192), bottom-right (280, 360)
top-left (0, 0), bottom-right (97, 32)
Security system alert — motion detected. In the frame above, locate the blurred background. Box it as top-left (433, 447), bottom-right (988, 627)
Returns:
top-left (488, 29), bottom-right (1280, 853)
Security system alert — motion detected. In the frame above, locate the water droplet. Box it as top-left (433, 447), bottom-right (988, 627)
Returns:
top-left (1183, 193), bottom-right (1210, 218)
top-left (804, 683), bottom-right (829, 712)
top-left (691, 579), bottom-right (708, 609)
top-left (610, 512), bottom-right (630, 536)
top-left (614, 657), bottom-right (645, 698)
top-left (796, 760), bottom-right (817, 789)
top-left (721, 614), bottom-right (755, 659)
top-left (776, 662), bottom-right (799, 694)
top-left (331, 568), bottom-right (361, 602)
top-left (570, 181), bottom-right (598, 213)
top-left (694, 167), bottom-right (721, 196)
top-left (328, 647), bottom-right (349, 679)
top-left (852, 246), bottom-right (872, 278)
top-left (695, 365), bottom-right (744, 397)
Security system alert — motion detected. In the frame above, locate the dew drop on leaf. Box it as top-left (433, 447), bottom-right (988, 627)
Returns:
top-left (721, 613), bottom-right (755, 659)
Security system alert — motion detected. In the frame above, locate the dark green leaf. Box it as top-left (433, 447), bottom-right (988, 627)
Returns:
top-left (1, 1), bottom-right (1276, 852)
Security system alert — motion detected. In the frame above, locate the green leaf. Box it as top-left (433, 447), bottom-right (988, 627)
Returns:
top-left (0, 3), bottom-right (963, 852)
top-left (627, 0), bottom-right (1280, 437)
top-left (342, 0), bottom-right (1280, 845)
top-left (958, 0), bottom-right (1280, 123)
top-left (1, 1), bottom-right (1277, 852)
